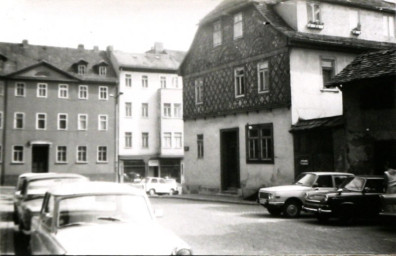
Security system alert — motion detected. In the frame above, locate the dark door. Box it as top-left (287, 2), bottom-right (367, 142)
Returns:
top-left (220, 128), bottom-right (240, 192)
top-left (374, 140), bottom-right (396, 175)
top-left (32, 145), bottom-right (49, 173)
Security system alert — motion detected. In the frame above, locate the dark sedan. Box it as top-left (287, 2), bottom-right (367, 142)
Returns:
top-left (303, 176), bottom-right (385, 224)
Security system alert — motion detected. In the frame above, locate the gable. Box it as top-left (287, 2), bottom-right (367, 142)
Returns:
top-left (6, 62), bottom-right (80, 82)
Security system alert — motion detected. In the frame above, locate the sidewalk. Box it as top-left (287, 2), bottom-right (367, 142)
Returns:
top-left (161, 192), bottom-right (258, 205)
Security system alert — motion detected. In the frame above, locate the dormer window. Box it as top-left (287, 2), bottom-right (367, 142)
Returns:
top-left (78, 64), bottom-right (87, 75)
top-left (99, 66), bottom-right (107, 76)
top-left (307, 2), bottom-right (323, 29)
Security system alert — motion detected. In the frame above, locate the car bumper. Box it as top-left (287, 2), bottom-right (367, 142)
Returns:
top-left (302, 205), bottom-right (332, 214)
top-left (258, 199), bottom-right (284, 207)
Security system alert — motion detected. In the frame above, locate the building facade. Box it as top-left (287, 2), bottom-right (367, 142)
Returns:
top-left (180, 0), bottom-right (396, 197)
top-left (328, 49), bottom-right (396, 175)
top-left (0, 41), bottom-right (118, 185)
top-left (109, 43), bottom-right (185, 182)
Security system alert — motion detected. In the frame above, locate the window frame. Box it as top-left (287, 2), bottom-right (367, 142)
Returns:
top-left (160, 76), bottom-right (167, 88)
top-left (163, 103), bottom-right (171, 118)
top-left (76, 146), bottom-right (87, 163)
top-left (174, 132), bottom-right (182, 149)
top-left (213, 20), bottom-right (222, 47)
top-left (78, 114), bottom-right (88, 131)
top-left (36, 113), bottom-right (47, 130)
top-left (125, 74), bottom-right (132, 87)
top-left (15, 82), bottom-right (26, 97)
top-left (98, 66), bottom-right (107, 76)
top-left (78, 85), bottom-right (89, 100)
top-left (78, 64), bottom-right (87, 75)
top-left (12, 145), bottom-right (24, 163)
top-left (163, 132), bottom-right (172, 148)
top-left (125, 132), bottom-right (132, 148)
top-left (97, 146), bottom-right (108, 163)
top-left (57, 113), bottom-right (68, 130)
top-left (383, 14), bottom-right (396, 38)
top-left (257, 61), bottom-right (270, 93)
top-left (14, 112), bottom-right (24, 129)
top-left (142, 75), bottom-right (148, 88)
top-left (125, 102), bottom-right (132, 117)
top-left (58, 84), bottom-right (69, 99)
top-left (246, 123), bottom-right (274, 164)
top-left (98, 115), bottom-right (108, 131)
top-left (321, 58), bottom-right (336, 89)
top-left (197, 134), bottom-right (204, 159)
top-left (141, 103), bottom-right (149, 118)
top-left (98, 86), bottom-right (108, 100)
top-left (195, 78), bottom-right (203, 105)
top-left (142, 132), bottom-right (149, 149)
top-left (307, 2), bottom-right (321, 23)
top-left (174, 103), bottom-right (182, 118)
top-left (234, 67), bottom-right (245, 98)
top-left (233, 12), bottom-right (243, 39)
top-left (37, 83), bottom-right (48, 98)
top-left (56, 146), bottom-right (67, 163)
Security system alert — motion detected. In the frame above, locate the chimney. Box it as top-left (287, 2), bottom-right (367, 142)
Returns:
top-left (93, 46), bottom-right (99, 52)
top-left (107, 45), bottom-right (113, 52)
top-left (22, 39), bottom-right (28, 48)
top-left (153, 42), bottom-right (163, 54)
top-left (78, 44), bottom-right (84, 50)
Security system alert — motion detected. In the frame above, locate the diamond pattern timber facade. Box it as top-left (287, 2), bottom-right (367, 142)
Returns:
top-left (181, 5), bottom-right (291, 120)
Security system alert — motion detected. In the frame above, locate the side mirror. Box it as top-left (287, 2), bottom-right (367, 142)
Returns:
top-left (154, 208), bottom-right (163, 218)
top-left (337, 188), bottom-right (343, 195)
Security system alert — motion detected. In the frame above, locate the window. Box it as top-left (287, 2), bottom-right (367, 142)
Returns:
top-left (195, 78), bottom-right (203, 104)
top-left (197, 134), bottom-right (204, 158)
top-left (174, 132), bottom-right (182, 149)
top-left (12, 146), bottom-right (24, 163)
top-left (78, 114), bottom-right (88, 130)
top-left (383, 15), bottom-right (395, 38)
top-left (15, 82), bottom-right (25, 96)
top-left (258, 61), bottom-right (269, 93)
top-left (160, 77), bottom-right (166, 88)
top-left (307, 2), bottom-right (321, 23)
top-left (99, 66), bottom-right (107, 76)
top-left (77, 146), bottom-right (87, 163)
top-left (97, 146), bottom-right (107, 162)
top-left (174, 103), bottom-right (182, 118)
top-left (99, 86), bottom-right (108, 100)
top-left (163, 103), bottom-right (171, 117)
top-left (142, 133), bottom-right (149, 148)
top-left (246, 123), bottom-right (274, 163)
top-left (79, 85), bottom-right (88, 99)
top-left (125, 102), bottom-right (132, 117)
top-left (235, 67), bottom-right (245, 97)
top-left (125, 74), bottom-right (132, 87)
top-left (234, 12), bottom-right (243, 39)
top-left (142, 103), bottom-right (148, 117)
top-left (213, 20), bottom-right (222, 46)
top-left (78, 65), bottom-right (86, 75)
top-left (321, 59), bottom-right (335, 88)
top-left (36, 113), bottom-right (46, 130)
top-left (58, 114), bottom-right (68, 130)
top-left (37, 83), bottom-right (47, 98)
top-left (163, 132), bottom-right (172, 148)
top-left (56, 146), bottom-right (67, 163)
top-left (58, 84), bottom-right (68, 98)
top-left (316, 175), bottom-right (333, 188)
top-left (14, 113), bottom-right (24, 129)
top-left (98, 115), bottom-right (108, 131)
top-left (172, 77), bottom-right (179, 88)
top-left (125, 132), bottom-right (132, 148)
top-left (142, 75), bottom-right (148, 88)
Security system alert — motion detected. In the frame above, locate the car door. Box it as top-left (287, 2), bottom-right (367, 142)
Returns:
top-left (360, 179), bottom-right (384, 216)
top-left (158, 178), bottom-right (167, 193)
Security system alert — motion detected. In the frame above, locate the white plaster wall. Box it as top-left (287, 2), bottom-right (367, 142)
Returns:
top-left (183, 108), bottom-right (294, 195)
top-left (118, 71), bottom-right (182, 156)
top-left (290, 49), bottom-right (356, 124)
top-left (274, 0), bottom-right (396, 43)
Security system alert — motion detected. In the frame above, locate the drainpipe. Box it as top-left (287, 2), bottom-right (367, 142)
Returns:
top-left (0, 79), bottom-right (7, 185)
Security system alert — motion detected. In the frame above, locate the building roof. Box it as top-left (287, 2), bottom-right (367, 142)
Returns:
top-left (0, 41), bottom-right (118, 83)
top-left (327, 49), bottom-right (396, 86)
top-left (112, 49), bottom-right (186, 72)
top-left (290, 115), bottom-right (344, 132)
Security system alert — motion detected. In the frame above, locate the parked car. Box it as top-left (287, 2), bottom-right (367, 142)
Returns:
top-left (29, 182), bottom-right (192, 255)
top-left (141, 177), bottom-right (182, 196)
top-left (14, 172), bottom-right (88, 235)
top-left (258, 172), bottom-right (354, 217)
top-left (303, 176), bottom-right (386, 224)
top-left (380, 169), bottom-right (396, 217)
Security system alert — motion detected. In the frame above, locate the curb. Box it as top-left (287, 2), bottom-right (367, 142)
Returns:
top-left (153, 194), bottom-right (258, 206)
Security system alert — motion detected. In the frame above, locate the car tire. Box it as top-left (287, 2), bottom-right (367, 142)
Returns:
top-left (148, 189), bottom-right (156, 196)
top-left (267, 207), bottom-right (282, 216)
top-left (283, 200), bottom-right (301, 218)
top-left (169, 189), bottom-right (175, 196)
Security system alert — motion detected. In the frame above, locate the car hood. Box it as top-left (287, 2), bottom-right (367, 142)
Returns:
top-left (259, 185), bottom-right (311, 193)
top-left (56, 221), bottom-right (190, 255)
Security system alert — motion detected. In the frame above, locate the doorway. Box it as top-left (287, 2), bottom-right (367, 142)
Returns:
top-left (220, 128), bottom-right (240, 192)
top-left (32, 145), bottom-right (49, 173)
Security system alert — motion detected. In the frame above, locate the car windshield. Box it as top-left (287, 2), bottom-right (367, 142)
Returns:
top-left (57, 194), bottom-right (152, 228)
top-left (343, 177), bottom-right (365, 191)
top-left (25, 178), bottom-right (84, 195)
top-left (295, 173), bottom-right (317, 186)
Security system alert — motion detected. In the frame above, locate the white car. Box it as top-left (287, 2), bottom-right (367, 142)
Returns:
top-left (14, 172), bottom-right (88, 235)
top-left (258, 172), bottom-right (354, 217)
top-left (141, 177), bottom-right (182, 196)
top-left (29, 182), bottom-right (192, 255)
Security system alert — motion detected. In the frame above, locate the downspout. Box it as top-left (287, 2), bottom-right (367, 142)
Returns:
top-left (1, 79), bottom-right (8, 185)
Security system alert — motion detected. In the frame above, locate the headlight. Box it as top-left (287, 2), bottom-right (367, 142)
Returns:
top-left (172, 248), bottom-right (192, 255)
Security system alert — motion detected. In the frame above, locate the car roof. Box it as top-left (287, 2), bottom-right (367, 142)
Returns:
top-left (24, 173), bottom-right (88, 182)
top-left (302, 172), bottom-right (354, 176)
top-left (354, 175), bottom-right (384, 179)
top-left (48, 181), bottom-right (146, 197)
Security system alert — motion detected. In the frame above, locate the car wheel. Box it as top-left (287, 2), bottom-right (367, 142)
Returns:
top-left (148, 189), bottom-right (156, 196)
top-left (283, 200), bottom-right (301, 218)
top-left (169, 189), bottom-right (175, 196)
top-left (267, 207), bottom-right (281, 216)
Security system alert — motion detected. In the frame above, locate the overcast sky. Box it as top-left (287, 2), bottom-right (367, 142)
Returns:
top-left (0, 0), bottom-right (222, 53)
